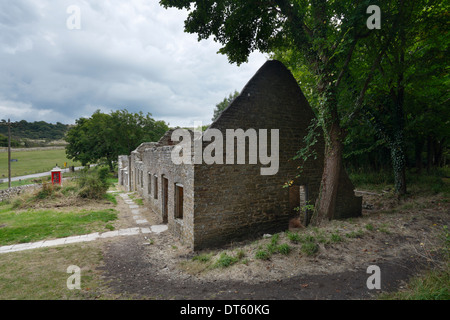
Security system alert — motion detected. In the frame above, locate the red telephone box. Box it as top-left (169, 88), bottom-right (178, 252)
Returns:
top-left (51, 165), bottom-right (62, 186)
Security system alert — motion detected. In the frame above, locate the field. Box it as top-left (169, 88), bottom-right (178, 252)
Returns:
top-left (0, 148), bottom-right (82, 179)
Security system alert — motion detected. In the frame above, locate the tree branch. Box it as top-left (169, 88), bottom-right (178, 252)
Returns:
top-left (335, 40), bottom-right (357, 88)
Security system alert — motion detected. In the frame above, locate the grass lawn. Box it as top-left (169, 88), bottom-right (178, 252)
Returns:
top-left (0, 148), bottom-right (82, 179)
top-left (0, 204), bottom-right (118, 245)
top-left (0, 242), bottom-right (122, 300)
top-left (0, 175), bottom-right (126, 300)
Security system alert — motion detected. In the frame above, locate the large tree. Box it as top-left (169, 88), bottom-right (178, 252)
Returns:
top-left (65, 110), bottom-right (169, 171)
top-left (160, 0), bottom-right (404, 225)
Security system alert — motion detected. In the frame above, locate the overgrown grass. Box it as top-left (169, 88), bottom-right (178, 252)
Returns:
top-left (4, 177), bottom-right (117, 211)
top-left (255, 234), bottom-right (293, 260)
top-left (187, 249), bottom-right (247, 271)
top-left (213, 253), bottom-right (240, 268)
top-left (379, 225), bottom-right (450, 300)
top-left (380, 267), bottom-right (449, 300)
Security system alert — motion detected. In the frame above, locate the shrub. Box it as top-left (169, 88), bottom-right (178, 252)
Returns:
top-left (76, 167), bottom-right (112, 199)
top-left (35, 181), bottom-right (60, 199)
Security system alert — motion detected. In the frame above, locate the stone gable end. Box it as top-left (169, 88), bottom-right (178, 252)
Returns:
top-left (119, 60), bottom-right (362, 250)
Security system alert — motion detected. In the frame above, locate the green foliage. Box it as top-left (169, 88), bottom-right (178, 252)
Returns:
top-left (161, 0), bottom-right (449, 220)
top-left (380, 268), bottom-right (449, 300)
top-left (76, 167), bottom-right (112, 199)
top-left (292, 118), bottom-right (320, 176)
top-left (277, 243), bottom-right (292, 255)
top-left (255, 249), bottom-right (271, 260)
top-left (213, 253), bottom-right (239, 268)
top-left (256, 233), bottom-right (293, 259)
top-left (330, 233), bottom-right (343, 243)
top-left (286, 231), bottom-right (302, 243)
top-left (0, 133), bottom-right (20, 147)
top-left (34, 181), bottom-right (60, 200)
top-left (65, 109), bottom-right (169, 170)
top-left (192, 253), bottom-right (212, 263)
top-left (0, 120), bottom-right (69, 142)
top-left (211, 91), bottom-right (240, 122)
top-left (301, 242), bottom-right (319, 256)
top-left (0, 206), bottom-right (118, 245)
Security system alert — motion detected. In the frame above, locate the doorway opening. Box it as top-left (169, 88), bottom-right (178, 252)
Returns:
top-left (289, 184), bottom-right (310, 227)
top-left (162, 176), bottom-right (169, 224)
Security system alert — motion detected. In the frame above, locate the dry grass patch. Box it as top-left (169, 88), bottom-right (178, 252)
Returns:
top-left (0, 241), bottom-right (122, 300)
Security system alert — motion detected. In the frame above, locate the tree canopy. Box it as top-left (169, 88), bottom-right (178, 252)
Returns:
top-left (160, 0), bottom-right (449, 224)
top-left (65, 110), bottom-right (169, 170)
top-left (0, 119), bottom-right (69, 141)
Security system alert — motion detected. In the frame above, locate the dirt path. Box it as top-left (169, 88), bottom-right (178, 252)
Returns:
top-left (98, 190), bottom-right (449, 300)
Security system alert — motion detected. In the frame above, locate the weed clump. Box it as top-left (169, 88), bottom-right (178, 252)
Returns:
top-left (301, 242), bottom-right (319, 256)
top-left (214, 253), bottom-right (239, 268)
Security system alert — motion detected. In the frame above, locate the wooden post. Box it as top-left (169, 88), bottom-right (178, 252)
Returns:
top-left (8, 118), bottom-right (11, 189)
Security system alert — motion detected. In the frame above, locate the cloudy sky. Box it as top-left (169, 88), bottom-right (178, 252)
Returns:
top-left (0, 0), bottom-right (268, 128)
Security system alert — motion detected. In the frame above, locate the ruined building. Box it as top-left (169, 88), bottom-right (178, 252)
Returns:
top-left (118, 60), bottom-right (362, 250)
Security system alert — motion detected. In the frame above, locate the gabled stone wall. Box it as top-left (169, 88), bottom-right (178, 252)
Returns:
top-left (119, 60), bottom-right (362, 251)
top-left (192, 60), bottom-right (328, 249)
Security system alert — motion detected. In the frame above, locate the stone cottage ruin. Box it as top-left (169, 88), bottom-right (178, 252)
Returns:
top-left (118, 60), bottom-right (362, 250)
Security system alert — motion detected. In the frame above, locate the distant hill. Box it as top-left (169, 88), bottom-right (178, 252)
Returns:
top-left (0, 120), bottom-right (70, 147)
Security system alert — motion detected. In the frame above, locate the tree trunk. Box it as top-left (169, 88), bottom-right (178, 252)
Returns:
top-left (415, 139), bottom-right (423, 173)
top-left (310, 121), bottom-right (343, 226)
top-left (107, 158), bottom-right (114, 172)
top-left (391, 139), bottom-right (407, 195)
top-left (434, 138), bottom-right (444, 167)
top-left (427, 135), bottom-right (433, 173)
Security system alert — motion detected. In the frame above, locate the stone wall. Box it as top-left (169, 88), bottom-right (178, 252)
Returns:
top-left (118, 155), bottom-right (129, 191)
top-left (192, 60), bottom-right (328, 250)
top-left (0, 184), bottom-right (39, 202)
top-left (120, 60), bottom-right (362, 251)
top-left (124, 136), bottom-right (195, 247)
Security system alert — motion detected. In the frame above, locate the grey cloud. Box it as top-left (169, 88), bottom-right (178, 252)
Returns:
top-left (0, 0), bottom-right (267, 127)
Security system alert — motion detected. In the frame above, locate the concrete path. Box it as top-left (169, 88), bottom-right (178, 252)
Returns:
top-left (0, 189), bottom-right (168, 254)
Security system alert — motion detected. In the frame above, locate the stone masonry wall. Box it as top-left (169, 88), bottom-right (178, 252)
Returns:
top-left (133, 143), bottom-right (195, 247)
top-left (120, 60), bottom-right (362, 251)
top-left (193, 60), bottom-right (328, 250)
top-left (0, 184), bottom-right (39, 202)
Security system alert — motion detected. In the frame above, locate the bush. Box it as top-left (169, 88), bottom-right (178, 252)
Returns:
top-left (35, 181), bottom-right (60, 199)
top-left (76, 167), bottom-right (112, 199)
